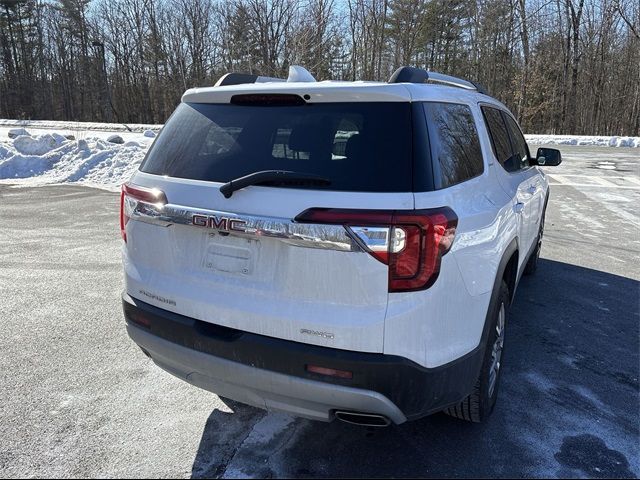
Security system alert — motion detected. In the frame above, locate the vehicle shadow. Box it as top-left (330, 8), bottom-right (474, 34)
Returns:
top-left (191, 259), bottom-right (639, 478)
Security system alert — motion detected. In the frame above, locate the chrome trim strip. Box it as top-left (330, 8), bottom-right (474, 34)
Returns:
top-left (128, 201), bottom-right (360, 252)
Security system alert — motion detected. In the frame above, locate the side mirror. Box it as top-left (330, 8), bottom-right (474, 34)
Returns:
top-left (534, 147), bottom-right (562, 166)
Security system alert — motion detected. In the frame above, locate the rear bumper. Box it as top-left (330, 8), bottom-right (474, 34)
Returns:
top-left (123, 293), bottom-right (484, 423)
top-left (128, 324), bottom-right (406, 423)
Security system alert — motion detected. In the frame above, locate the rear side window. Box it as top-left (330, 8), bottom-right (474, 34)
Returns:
top-left (481, 106), bottom-right (512, 167)
top-left (422, 102), bottom-right (484, 189)
top-left (141, 102), bottom-right (412, 192)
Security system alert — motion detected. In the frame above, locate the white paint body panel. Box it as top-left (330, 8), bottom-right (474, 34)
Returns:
top-left (124, 81), bottom-right (549, 368)
top-left (383, 102), bottom-right (531, 366)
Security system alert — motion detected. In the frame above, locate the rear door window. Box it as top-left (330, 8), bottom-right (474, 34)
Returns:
top-left (141, 102), bottom-right (413, 192)
top-left (503, 114), bottom-right (531, 170)
top-left (482, 106), bottom-right (530, 173)
top-left (422, 102), bottom-right (484, 189)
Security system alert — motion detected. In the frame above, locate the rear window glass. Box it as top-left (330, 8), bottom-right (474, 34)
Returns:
top-left (422, 102), bottom-right (484, 189)
top-left (141, 102), bottom-right (412, 192)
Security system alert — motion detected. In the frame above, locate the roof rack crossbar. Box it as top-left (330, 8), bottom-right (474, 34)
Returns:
top-left (388, 66), bottom-right (487, 95)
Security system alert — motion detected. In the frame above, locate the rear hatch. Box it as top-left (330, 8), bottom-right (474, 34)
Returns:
top-left (123, 91), bottom-right (414, 353)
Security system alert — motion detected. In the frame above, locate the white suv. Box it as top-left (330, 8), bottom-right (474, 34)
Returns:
top-left (121, 66), bottom-right (561, 427)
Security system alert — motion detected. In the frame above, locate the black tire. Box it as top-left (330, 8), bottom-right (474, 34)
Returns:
top-left (524, 208), bottom-right (546, 276)
top-left (444, 281), bottom-right (509, 423)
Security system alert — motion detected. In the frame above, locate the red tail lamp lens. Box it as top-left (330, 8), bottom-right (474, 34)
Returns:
top-left (295, 207), bottom-right (457, 292)
top-left (388, 209), bottom-right (457, 291)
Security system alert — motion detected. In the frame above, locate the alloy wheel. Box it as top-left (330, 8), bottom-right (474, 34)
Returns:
top-left (488, 302), bottom-right (506, 398)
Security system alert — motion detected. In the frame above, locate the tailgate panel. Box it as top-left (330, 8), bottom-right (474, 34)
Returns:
top-left (124, 173), bottom-right (414, 353)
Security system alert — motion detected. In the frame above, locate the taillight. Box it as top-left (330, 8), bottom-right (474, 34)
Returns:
top-left (120, 183), bottom-right (167, 242)
top-left (294, 207), bottom-right (457, 292)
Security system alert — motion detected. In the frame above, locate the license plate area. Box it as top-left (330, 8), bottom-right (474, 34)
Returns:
top-left (202, 233), bottom-right (259, 275)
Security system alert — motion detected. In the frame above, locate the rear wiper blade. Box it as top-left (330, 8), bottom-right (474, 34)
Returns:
top-left (220, 170), bottom-right (331, 198)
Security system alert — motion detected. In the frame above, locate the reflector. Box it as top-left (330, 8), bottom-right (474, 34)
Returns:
top-left (306, 365), bottom-right (353, 379)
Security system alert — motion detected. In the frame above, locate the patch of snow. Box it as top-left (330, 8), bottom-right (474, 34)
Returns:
top-left (0, 153), bottom-right (56, 178)
top-left (14, 134), bottom-right (62, 155)
top-left (0, 118), bottom-right (162, 133)
top-left (526, 134), bottom-right (640, 148)
top-left (51, 132), bottom-right (68, 144)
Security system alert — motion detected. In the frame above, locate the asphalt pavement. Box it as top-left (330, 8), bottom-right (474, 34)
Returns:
top-left (0, 145), bottom-right (638, 478)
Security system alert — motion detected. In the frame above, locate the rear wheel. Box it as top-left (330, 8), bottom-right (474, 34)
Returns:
top-left (444, 281), bottom-right (509, 423)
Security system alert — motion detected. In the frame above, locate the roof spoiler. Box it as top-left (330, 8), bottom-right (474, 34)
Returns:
top-left (388, 66), bottom-right (487, 95)
top-left (215, 66), bottom-right (317, 87)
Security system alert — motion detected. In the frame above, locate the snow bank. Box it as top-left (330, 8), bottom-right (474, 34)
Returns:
top-left (525, 134), bottom-right (640, 148)
top-left (0, 130), bottom-right (151, 191)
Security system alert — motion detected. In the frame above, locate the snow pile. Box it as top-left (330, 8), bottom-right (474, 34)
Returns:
top-left (525, 134), bottom-right (640, 148)
top-left (0, 131), bottom-right (151, 191)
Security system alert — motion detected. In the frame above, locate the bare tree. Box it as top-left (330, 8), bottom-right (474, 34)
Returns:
top-left (0, 0), bottom-right (638, 135)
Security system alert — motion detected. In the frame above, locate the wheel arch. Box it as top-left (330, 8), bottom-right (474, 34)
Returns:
top-left (502, 243), bottom-right (519, 306)
top-left (445, 238), bottom-right (519, 419)
top-left (478, 237), bottom-right (519, 353)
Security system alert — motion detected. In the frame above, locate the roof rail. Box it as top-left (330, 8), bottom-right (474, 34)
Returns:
top-left (469, 81), bottom-right (488, 96)
top-left (214, 65), bottom-right (316, 87)
top-left (388, 66), bottom-right (487, 95)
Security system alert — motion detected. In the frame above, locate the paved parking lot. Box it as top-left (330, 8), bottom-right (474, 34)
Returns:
top-left (0, 146), bottom-right (638, 478)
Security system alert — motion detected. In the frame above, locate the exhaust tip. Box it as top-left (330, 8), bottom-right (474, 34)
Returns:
top-left (334, 411), bottom-right (391, 427)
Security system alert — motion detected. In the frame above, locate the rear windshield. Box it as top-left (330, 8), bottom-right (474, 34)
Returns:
top-left (141, 102), bottom-right (412, 192)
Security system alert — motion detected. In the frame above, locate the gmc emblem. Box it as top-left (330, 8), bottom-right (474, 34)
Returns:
top-left (192, 214), bottom-right (247, 232)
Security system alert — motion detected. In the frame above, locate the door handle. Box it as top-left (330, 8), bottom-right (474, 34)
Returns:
top-left (513, 202), bottom-right (524, 214)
